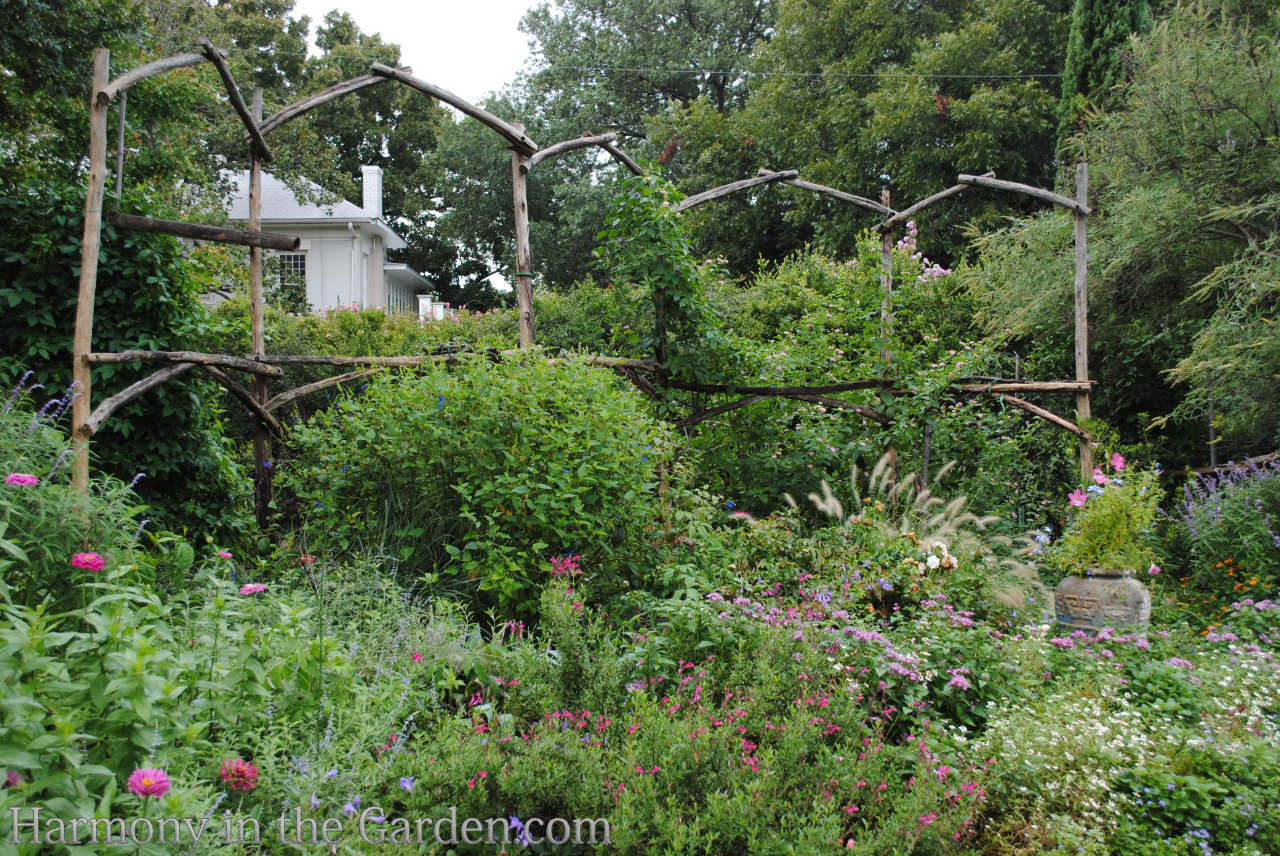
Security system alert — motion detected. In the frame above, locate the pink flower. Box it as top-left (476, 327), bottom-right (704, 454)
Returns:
top-left (1092, 466), bottom-right (1109, 486)
top-left (219, 758), bottom-right (259, 791)
top-left (1148, 564), bottom-right (1161, 575)
top-left (4, 473), bottom-right (38, 486)
top-left (411, 652), bottom-right (423, 663)
top-left (239, 583), bottom-right (266, 595)
top-left (1068, 489), bottom-right (1087, 508)
top-left (217, 550), bottom-right (232, 559)
top-left (1110, 453), bottom-right (1125, 470)
top-left (127, 768), bottom-right (171, 797)
top-left (71, 552), bottom-right (105, 573)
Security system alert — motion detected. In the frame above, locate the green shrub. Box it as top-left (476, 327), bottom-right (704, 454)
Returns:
top-left (1165, 460), bottom-right (1280, 605)
top-left (283, 356), bottom-right (677, 619)
top-left (0, 180), bottom-right (243, 538)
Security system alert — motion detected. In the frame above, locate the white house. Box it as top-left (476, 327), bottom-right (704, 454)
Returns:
top-left (225, 165), bottom-right (430, 314)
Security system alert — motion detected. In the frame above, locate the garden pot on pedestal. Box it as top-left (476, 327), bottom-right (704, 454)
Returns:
top-left (1054, 568), bottom-right (1151, 635)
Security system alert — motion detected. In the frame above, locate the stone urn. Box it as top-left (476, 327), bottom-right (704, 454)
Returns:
top-left (1054, 568), bottom-right (1151, 635)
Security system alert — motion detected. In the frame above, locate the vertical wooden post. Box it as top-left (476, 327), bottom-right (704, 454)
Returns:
top-left (510, 122), bottom-right (535, 348)
top-left (878, 189), bottom-right (893, 369)
top-left (249, 88), bottom-right (273, 528)
top-left (1073, 163), bottom-right (1093, 485)
top-left (114, 90), bottom-right (127, 198)
top-left (879, 188), bottom-right (899, 482)
top-left (72, 48), bottom-right (111, 492)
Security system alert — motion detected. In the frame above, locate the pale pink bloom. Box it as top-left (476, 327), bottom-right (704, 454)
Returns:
top-left (1110, 453), bottom-right (1125, 470)
top-left (239, 583), bottom-right (266, 595)
top-left (4, 473), bottom-right (38, 486)
top-left (1068, 489), bottom-right (1087, 508)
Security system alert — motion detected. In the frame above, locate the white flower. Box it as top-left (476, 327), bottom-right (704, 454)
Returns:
top-left (926, 555), bottom-right (941, 570)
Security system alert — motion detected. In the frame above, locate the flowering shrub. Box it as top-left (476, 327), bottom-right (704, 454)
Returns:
top-left (1166, 458), bottom-right (1280, 603)
top-left (1047, 457), bottom-right (1163, 574)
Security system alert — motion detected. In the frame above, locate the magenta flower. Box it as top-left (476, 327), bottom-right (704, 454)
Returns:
top-left (411, 652), bottom-right (423, 663)
top-left (219, 758), bottom-right (259, 791)
top-left (4, 473), bottom-right (38, 486)
top-left (1110, 453), bottom-right (1125, 471)
top-left (71, 552), bottom-right (105, 573)
top-left (1068, 489), bottom-right (1087, 508)
top-left (239, 583), bottom-right (266, 595)
top-left (1092, 466), bottom-right (1109, 486)
top-left (217, 550), bottom-right (232, 559)
top-left (1148, 564), bottom-right (1161, 575)
top-left (127, 768), bottom-right (171, 797)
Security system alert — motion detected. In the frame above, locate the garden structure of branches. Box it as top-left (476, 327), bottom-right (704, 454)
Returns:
top-left (70, 41), bottom-right (1098, 528)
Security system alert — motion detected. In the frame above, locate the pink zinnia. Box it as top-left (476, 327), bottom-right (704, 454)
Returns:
top-left (219, 758), bottom-right (259, 791)
top-left (239, 583), bottom-right (266, 595)
top-left (1110, 453), bottom-right (1125, 471)
top-left (127, 768), bottom-right (171, 797)
top-left (217, 550), bottom-right (232, 559)
top-left (1068, 489), bottom-right (1087, 508)
top-left (4, 473), bottom-right (38, 486)
top-left (71, 552), bottom-right (105, 573)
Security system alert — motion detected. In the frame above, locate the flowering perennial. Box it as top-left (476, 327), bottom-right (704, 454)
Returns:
top-left (219, 757), bottom-right (259, 791)
top-left (71, 552), bottom-right (105, 573)
top-left (127, 768), bottom-right (171, 797)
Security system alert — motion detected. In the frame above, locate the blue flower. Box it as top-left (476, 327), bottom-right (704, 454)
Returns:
top-left (309, 793), bottom-right (320, 809)
top-left (726, 501), bottom-right (736, 509)
top-left (399, 776), bottom-right (414, 793)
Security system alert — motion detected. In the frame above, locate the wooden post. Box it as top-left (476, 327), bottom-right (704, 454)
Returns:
top-left (72, 48), bottom-right (111, 491)
top-left (511, 122), bottom-right (535, 348)
top-left (879, 188), bottom-right (898, 482)
top-left (114, 90), bottom-right (126, 198)
top-left (1073, 163), bottom-right (1093, 485)
top-left (249, 88), bottom-right (273, 528)
top-left (879, 189), bottom-right (893, 369)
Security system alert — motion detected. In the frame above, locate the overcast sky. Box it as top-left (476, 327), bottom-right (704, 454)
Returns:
top-left (289, 0), bottom-right (539, 104)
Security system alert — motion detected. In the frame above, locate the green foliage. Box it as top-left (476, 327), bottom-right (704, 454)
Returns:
top-left (283, 356), bottom-right (675, 619)
top-left (0, 387), bottom-right (150, 610)
top-left (963, 2), bottom-right (1280, 464)
top-left (1056, 0), bottom-right (1151, 146)
top-left (1048, 463), bottom-right (1161, 573)
top-left (595, 169), bottom-right (724, 379)
top-left (1164, 461), bottom-right (1280, 604)
top-left (0, 180), bottom-right (243, 537)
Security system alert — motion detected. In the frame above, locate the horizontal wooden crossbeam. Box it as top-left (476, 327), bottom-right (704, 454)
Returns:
top-left (108, 212), bottom-right (300, 251)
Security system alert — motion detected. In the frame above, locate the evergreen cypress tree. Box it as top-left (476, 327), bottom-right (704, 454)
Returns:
top-left (1057, 0), bottom-right (1152, 151)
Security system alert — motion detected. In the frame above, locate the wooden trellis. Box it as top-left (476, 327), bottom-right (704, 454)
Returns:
top-left (71, 44), bottom-right (642, 525)
top-left (72, 42), bottom-right (1097, 529)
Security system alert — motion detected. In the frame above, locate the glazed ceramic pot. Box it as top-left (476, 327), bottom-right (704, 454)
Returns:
top-left (1054, 568), bottom-right (1151, 635)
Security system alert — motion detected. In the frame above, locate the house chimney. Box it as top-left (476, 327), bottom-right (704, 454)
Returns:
top-left (361, 165), bottom-right (383, 219)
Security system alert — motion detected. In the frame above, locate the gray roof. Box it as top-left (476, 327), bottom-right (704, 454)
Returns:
top-left (225, 170), bottom-right (369, 221)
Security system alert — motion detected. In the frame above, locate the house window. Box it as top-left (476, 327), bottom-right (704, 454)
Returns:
top-left (272, 252), bottom-right (308, 314)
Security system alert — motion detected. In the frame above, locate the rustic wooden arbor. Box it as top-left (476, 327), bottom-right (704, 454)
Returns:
top-left (668, 165), bottom-right (1096, 486)
top-left (72, 44), bottom-right (643, 524)
top-left (72, 42), bottom-right (1098, 528)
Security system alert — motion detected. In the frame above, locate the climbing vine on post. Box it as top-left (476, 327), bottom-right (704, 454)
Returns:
top-left (594, 169), bottom-right (721, 383)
